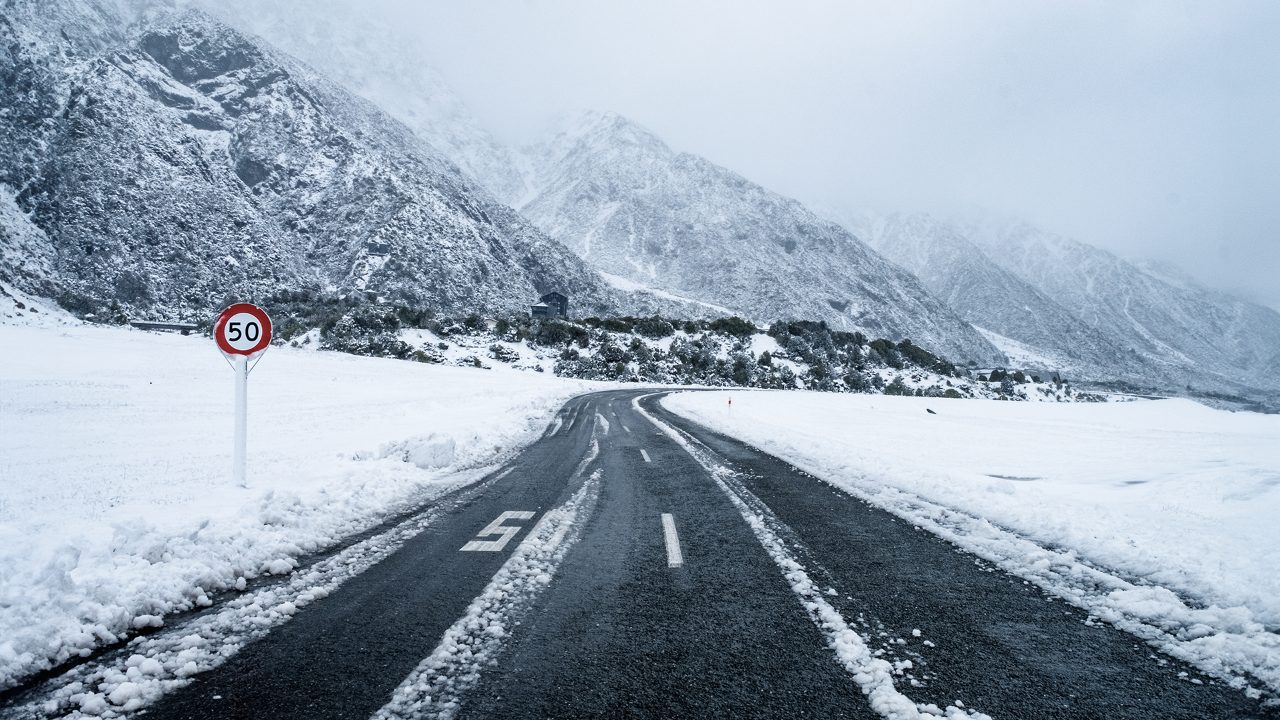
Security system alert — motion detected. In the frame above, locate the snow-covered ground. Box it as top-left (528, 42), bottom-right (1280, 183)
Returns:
top-left (0, 322), bottom-right (607, 690)
top-left (664, 390), bottom-right (1280, 696)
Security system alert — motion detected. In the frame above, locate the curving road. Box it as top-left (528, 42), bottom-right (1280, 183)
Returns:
top-left (4, 390), bottom-right (1271, 719)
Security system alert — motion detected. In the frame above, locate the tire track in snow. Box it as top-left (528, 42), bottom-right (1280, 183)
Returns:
top-left (2, 486), bottom-right (487, 720)
top-left (635, 395), bottom-right (990, 720)
top-left (371, 469), bottom-right (603, 720)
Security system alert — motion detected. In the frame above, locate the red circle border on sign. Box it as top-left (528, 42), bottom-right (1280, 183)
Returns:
top-left (214, 303), bottom-right (273, 357)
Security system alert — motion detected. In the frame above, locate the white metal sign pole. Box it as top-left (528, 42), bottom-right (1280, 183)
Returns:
top-left (216, 302), bottom-right (271, 490)
top-left (233, 354), bottom-right (249, 488)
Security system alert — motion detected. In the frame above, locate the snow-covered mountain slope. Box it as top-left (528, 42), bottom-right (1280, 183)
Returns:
top-left (864, 213), bottom-right (1155, 381)
top-left (198, 0), bottom-right (531, 206)
top-left (514, 111), bottom-right (1004, 365)
top-left (970, 221), bottom-right (1280, 394)
top-left (0, 0), bottom-right (622, 320)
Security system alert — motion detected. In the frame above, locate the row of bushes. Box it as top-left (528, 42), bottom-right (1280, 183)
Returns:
top-left (194, 294), bottom-right (1002, 397)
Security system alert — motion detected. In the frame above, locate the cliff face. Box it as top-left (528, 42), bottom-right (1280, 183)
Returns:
top-left (515, 112), bottom-right (1005, 364)
top-left (0, 1), bottom-right (619, 320)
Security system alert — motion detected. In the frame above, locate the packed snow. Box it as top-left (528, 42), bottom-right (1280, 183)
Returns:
top-left (598, 271), bottom-right (741, 317)
top-left (0, 321), bottom-right (609, 691)
top-left (664, 390), bottom-right (1280, 695)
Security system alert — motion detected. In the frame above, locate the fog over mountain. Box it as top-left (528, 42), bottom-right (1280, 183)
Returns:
top-left (4, 0), bottom-right (1278, 402)
top-left (285, 0), bottom-right (1279, 311)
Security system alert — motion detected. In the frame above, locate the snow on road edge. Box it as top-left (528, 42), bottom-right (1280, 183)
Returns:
top-left (635, 396), bottom-right (990, 720)
top-left (0, 323), bottom-right (614, 692)
top-left (660, 394), bottom-right (1280, 700)
top-left (3, 482), bottom-right (493, 719)
top-left (373, 467), bottom-right (604, 720)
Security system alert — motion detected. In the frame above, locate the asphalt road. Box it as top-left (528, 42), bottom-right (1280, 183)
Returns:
top-left (9, 389), bottom-right (1274, 719)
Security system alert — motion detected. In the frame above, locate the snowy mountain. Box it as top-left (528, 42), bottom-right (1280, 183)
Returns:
top-left (0, 0), bottom-right (626, 321)
top-left (198, 0), bottom-right (531, 205)
top-left (863, 213), bottom-right (1156, 380)
top-left (853, 207), bottom-right (1280, 396)
top-left (972, 221), bottom-right (1280, 394)
top-left (513, 111), bottom-right (1004, 365)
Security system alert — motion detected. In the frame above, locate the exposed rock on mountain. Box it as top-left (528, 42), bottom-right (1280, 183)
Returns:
top-left (0, 0), bottom-right (617, 320)
top-left (973, 221), bottom-right (1280, 394)
top-left (864, 213), bottom-right (1155, 380)
top-left (200, 0), bottom-right (532, 206)
top-left (514, 111), bottom-right (1004, 364)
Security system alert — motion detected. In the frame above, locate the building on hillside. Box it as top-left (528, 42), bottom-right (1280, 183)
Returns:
top-left (532, 291), bottom-right (569, 318)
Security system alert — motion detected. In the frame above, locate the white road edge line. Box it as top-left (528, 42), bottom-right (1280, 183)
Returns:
top-left (661, 513), bottom-right (684, 568)
top-left (640, 448), bottom-right (651, 463)
top-left (633, 394), bottom-right (991, 720)
top-left (492, 467), bottom-right (515, 481)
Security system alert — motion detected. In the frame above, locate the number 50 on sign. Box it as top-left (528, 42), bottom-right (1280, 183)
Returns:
top-left (214, 303), bottom-right (273, 488)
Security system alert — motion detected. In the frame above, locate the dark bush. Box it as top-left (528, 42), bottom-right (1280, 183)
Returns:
top-left (635, 316), bottom-right (675, 338)
top-left (708, 316), bottom-right (756, 338)
top-left (883, 376), bottom-right (911, 395)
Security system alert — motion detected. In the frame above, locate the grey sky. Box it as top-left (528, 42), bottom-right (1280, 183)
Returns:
top-left (366, 0), bottom-right (1279, 308)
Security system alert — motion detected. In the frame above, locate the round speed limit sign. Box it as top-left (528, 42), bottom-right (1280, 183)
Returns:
top-left (214, 303), bottom-right (273, 357)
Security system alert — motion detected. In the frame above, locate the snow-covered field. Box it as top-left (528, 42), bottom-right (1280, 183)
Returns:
top-left (0, 322), bottom-right (606, 690)
top-left (664, 390), bottom-right (1280, 695)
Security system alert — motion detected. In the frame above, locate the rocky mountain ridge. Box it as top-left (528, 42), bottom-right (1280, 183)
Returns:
top-left (512, 111), bottom-right (1005, 365)
top-left (854, 209), bottom-right (1280, 397)
top-left (0, 0), bottom-right (633, 321)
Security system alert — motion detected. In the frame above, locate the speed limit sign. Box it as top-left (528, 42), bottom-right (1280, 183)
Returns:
top-left (214, 303), bottom-right (272, 357)
top-left (214, 303), bottom-right (272, 488)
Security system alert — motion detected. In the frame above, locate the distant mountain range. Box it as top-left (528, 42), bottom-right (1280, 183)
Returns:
top-left (3, 0), bottom-right (1278, 401)
top-left (511, 111), bottom-right (1003, 364)
top-left (848, 211), bottom-right (1280, 396)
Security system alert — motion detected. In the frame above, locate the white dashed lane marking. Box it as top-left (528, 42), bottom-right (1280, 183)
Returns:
top-left (661, 513), bottom-right (683, 568)
top-left (640, 449), bottom-right (651, 463)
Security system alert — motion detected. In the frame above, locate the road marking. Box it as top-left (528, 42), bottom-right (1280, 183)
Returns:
top-left (661, 513), bottom-right (683, 568)
top-left (622, 424), bottom-right (631, 433)
top-left (640, 448), bottom-right (651, 463)
top-left (633, 398), bottom-right (991, 720)
top-left (460, 511), bottom-right (536, 552)
top-left (492, 467), bottom-right (515, 481)
top-left (9, 482), bottom-right (495, 718)
top-left (376, 470), bottom-right (603, 720)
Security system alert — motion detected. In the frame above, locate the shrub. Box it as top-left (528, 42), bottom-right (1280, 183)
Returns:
top-left (635, 316), bottom-right (675, 338)
top-left (600, 317), bottom-right (635, 333)
top-left (883, 376), bottom-right (911, 395)
top-left (708, 316), bottom-right (756, 338)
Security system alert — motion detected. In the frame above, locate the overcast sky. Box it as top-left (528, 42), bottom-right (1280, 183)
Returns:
top-left (365, 1), bottom-right (1278, 308)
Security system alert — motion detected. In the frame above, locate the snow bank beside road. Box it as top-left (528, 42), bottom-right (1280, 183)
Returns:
top-left (664, 391), bottom-right (1280, 693)
top-left (0, 323), bottom-right (604, 690)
